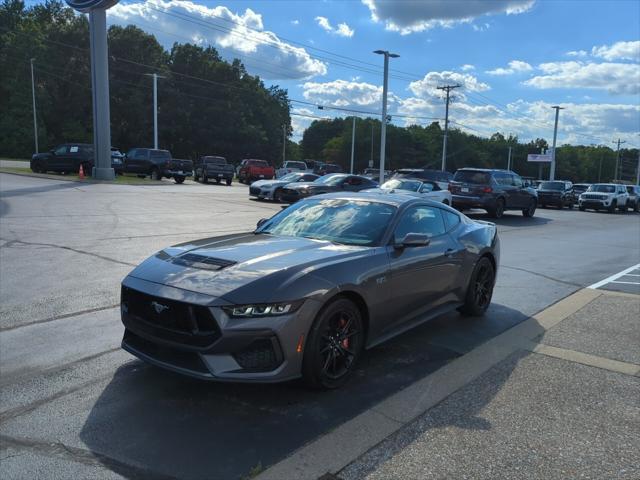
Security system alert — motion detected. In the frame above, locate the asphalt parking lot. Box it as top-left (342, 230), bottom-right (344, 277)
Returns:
top-left (1, 172), bottom-right (639, 479)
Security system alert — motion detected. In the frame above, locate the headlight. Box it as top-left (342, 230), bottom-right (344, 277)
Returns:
top-left (223, 300), bottom-right (303, 318)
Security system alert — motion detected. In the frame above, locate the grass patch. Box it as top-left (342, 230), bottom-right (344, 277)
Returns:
top-left (0, 157), bottom-right (30, 162)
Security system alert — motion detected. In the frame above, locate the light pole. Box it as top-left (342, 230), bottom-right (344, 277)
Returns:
top-left (145, 73), bottom-right (165, 149)
top-left (549, 105), bottom-right (564, 180)
top-left (282, 125), bottom-right (286, 164)
top-left (507, 146), bottom-right (512, 170)
top-left (30, 58), bottom-right (38, 153)
top-left (350, 116), bottom-right (356, 174)
top-left (612, 138), bottom-right (626, 181)
top-left (374, 50), bottom-right (399, 184)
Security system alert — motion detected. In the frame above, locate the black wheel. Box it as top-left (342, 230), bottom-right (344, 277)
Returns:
top-left (226, 178), bottom-right (232, 186)
top-left (541, 203), bottom-right (547, 209)
top-left (302, 298), bottom-right (364, 389)
top-left (522, 198), bottom-right (536, 217)
top-left (194, 173), bottom-right (200, 182)
top-left (634, 202), bottom-right (639, 213)
top-left (216, 178), bottom-right (221, 184)
top-left (489, 198), bottom-right (505, 219)
top-left (460, 257), bottom-right (495, 316)
top-left (202, 173), bottom-right (208, 184)
top-left (579, 205), bottom-right (586, 211)
top-left (273, 188), bottom-right (283, 202)
top-left (31, 162), bottom-right (43, 173)
top-left (150, 168), bottom-right (162, 181)
top-left (608, 201), bottom-right (616, 213)
top-left (174, 176), bottom-right (185, 184)
top-left (618, 203), bottom-right (626, 213)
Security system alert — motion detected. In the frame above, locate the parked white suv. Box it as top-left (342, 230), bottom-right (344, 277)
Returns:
top-left (275, 161), bottom-right (308, 178)
top-left (578, 183), bottom-right (629, 213)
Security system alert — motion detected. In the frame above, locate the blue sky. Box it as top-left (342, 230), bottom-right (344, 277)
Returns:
top-left (47, 0), bottom-right (640, 146)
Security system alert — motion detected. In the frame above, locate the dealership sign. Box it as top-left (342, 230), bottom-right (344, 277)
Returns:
top-left (65, 0), bottom-right (119, 12)
top-left (527, 154), bottom-right (552, 163)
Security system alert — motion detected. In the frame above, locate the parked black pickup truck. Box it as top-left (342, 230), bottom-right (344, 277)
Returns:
top-left (123, 148), bottom-right (192, 183)
top-left (194, 156), bottom-right (234, 185)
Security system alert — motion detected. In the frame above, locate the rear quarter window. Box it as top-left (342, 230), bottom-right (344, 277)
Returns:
top-left (442, 210), bottom-right (461, 231)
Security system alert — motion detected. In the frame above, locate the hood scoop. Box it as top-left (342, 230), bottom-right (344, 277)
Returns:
top-left (171, 253), bottom-right (236, 271)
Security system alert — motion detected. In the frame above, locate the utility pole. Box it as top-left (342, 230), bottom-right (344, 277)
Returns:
top-left (370, 123), bottom-right (374, 167)
top-left (30, 58), bottom-right (38, 154)
top-left (374, 50), bottom-right (399, 184)
top-left (350, 116), bottom-right (356, 174)
top-left (437, 84), bottom-right (461, 172)
top-left (636, 149), bottom-right (639, 185)
top-left (598, 151), bottom-right (603, 183)
top-left (613, 139), bottom-right (626, 181)
top-left (507, 146), bottom-right (512, 170)
top-left (145, 73), bottom-right (165, 149)
top-left (282, 125), bottom-right (286, 164)
top-left (549, 105), bottom-right (564, 181)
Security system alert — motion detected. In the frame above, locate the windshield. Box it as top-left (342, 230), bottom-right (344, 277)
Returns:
top-left (539, 181), bottom-right (564, 190)
top-left (286, 162), bottom-right (306, 169)
top-left (150, 150), bottom-right (171, 159)
top-left (380, 179), bottom-right (422, 192)
top-left (314, 174), bottom-right (347, 185)
top-left (248, 160), bottom-right (268, 167)
top-left (279, 173), bottom-right (303, 182)
top-left (258, 198), bottom-right (396, 246)
top-left (588, 184), bottom-right (615, 193)
top-left (204, 156), bottom-right (226, 164)
top-left (453, 170), bottom-right (491, 184)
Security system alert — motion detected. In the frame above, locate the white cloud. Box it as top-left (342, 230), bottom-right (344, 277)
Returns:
top-left (472, 23), bottom-right (490, 32)
top-left (408, 71), bottom-right (491, 99)
top-left (108, 0), bottom-right (326, 79)
top-left (566, 50), bottom-right (588, 58)
top-left (362, 0), bottom-right (535, 34)
top-left (486, 60), bottom-right (533, 75)
top-left (591, 40), bottom-right (640, 62)
top-left (524, 61), bottom-right (640, 95)
top-left (460, 64), bottom-right (475, 71)
top-left (314, 16), bottom-right (354, 37)
top-left (291, 19), bottom-right (300, 26)
top-left (302, 79), bottom-right (390, 107)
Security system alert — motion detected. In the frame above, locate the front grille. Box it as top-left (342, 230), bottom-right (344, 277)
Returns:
top-left (582, 194), bottom-right (605, 200)
top-left (121, 286), bottom-right (220, 348)
top-left (249, 186), bottom-right (261, 195)
top-left (123, 330), bottom-right (210, 374)
top-left (172, 253), bottom-right (235, 271)
top-left (232, 338), bottom-right (283, 372)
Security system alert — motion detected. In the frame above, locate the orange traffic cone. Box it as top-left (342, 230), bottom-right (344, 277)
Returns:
top-left (79, 164), bottom-right (85, 179)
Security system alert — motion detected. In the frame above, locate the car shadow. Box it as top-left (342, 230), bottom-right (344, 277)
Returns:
top-left (465, 211), bottom-right (553, 227)
top-left (79, 303), bottom-right (530, 480)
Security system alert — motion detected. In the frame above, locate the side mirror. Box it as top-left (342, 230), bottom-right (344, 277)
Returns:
top-left (394, 233), bottom-right (430, 249)
top-left (256, 218), bottom-right (268, 229)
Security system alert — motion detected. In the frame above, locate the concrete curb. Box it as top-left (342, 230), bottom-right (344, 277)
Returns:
top-left (0, 169), bottom-right (171, 186)
top-left (256, 288), bottom-right (603, 480)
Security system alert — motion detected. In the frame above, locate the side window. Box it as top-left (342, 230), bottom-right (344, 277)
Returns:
top-left (512, 174), bottom-right (523, 187)
top-left (126, 149), bottom-right (136, 158)
top-left (394, 206), bottom-right (446, 241)
top-left (348, 176), bottom-right (363, 186)
top-left (442, 210), bottom-right (461, 231)
top-left (54, 145), bottom-right (68, 155)
top-left (494, 173), bottom-right (509, 185)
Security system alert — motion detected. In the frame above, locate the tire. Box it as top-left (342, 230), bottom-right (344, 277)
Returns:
top-left (273, 188), bottom-right (283, 202)
top-left (174, 176), bottom-right (185, 184)
top-left (459, 257), bottom-right (495, 316)
top-left (81, 162), bottom-right (92, 177)
top-left (579, 205), bottom-right (586, 211)
top-left (202, 173), bottom-right (208, 184)
top-left (634, 202), bottom-right (639, 213)
top-left (216, 178), bottom-right (221, 184)
top-left (488, 198), bottom-right (505, 219)
top-left (618, 202), bottom-right (626, 213)
top-left (522, 198), bottom-right (536, 217)
top-left (302, 298), bottom-right (364, 389)
top-left (150, 168), bottom-right (162, 181)
top-left (31, 162), bottom-right (43, 173)
top-left (541, 203), bottom-right (547, 209)
top-left (194, 173), bottom-right (199, 182)
top-left (608, 201), bottom-right (616, 213)
top-left (226, 178), bottom-right (232, 186)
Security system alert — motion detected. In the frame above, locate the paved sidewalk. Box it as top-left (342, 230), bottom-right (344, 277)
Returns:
top-left (257, 289), bottom-right (639, 480)
top-left (338, 291), bottom-right (639, 480)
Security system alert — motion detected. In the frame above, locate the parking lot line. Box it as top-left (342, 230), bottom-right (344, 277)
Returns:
top-left (609, 281), bottom-right (640, 285)
top-left (587, 264), bottom-right (640, 290)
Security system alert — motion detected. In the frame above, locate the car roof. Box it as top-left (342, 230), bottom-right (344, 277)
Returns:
top-left (456, 168), bottom-right (514, 173)
top-left (306, 191), bottom-right (450, 208)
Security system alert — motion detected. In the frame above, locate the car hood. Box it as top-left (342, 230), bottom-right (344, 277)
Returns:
top-left (126, 233), bottom-right (370, 302)
top-left (251, 179), bottom-right (288, 188)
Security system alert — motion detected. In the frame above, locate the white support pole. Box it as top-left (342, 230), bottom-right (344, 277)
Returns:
top-left (350, 116), bottom-right (356, 174)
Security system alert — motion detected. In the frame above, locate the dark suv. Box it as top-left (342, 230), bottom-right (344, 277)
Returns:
top-left (449, 168), bottom-right (538, 218)
top-left (537, 180), bottom-right (576, 209)
top-left (626, 185), bottom-right (640, 212)
top-left (31, 143), bottom-right (94, 175)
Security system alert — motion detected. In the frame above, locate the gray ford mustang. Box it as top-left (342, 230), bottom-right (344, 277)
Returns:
top-left (120, 192), bottom-right (499, 389)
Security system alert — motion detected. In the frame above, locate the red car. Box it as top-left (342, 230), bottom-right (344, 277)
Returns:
top-left (238, 159), bottom-right (275, 184)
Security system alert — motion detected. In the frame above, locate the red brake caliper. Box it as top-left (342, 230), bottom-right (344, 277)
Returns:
top-left (339, 317), bottom-right (349, 349)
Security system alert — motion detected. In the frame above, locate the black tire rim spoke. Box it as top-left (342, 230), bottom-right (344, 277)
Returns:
top-left (319, 310), bottom-right (360, 380)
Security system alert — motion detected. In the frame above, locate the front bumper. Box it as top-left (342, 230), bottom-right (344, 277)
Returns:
top-left (538, 194), bottom-right (564, 206)
top-left (120, 278), bottom-right (320, 382)
top-left (249, 186), bottom-right (274, 200)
